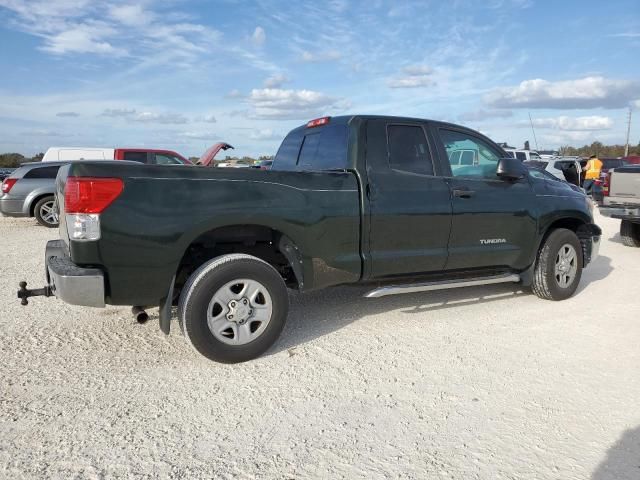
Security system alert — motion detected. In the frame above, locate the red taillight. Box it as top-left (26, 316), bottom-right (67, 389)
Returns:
top-left (306, 116), bottom-right (331, 128)
top-left (64, 177), bottom-right (124, 214)
top-left (1, 178), bottom-right (17, 194)
top-left (603, 172), bottom-right (611, 196)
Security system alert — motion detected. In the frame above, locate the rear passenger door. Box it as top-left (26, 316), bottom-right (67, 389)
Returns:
top-left (432, 126), bottom-right (536, 271)
top-left (365, 119), bottom-right (452, 278)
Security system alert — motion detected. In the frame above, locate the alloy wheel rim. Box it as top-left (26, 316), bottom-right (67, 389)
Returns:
top-left (40, 201), bottom-right (58, 225)
top-left (206, 278), bottom-right (273, 345)
top-left (554, 243), bottom-right (578, 288)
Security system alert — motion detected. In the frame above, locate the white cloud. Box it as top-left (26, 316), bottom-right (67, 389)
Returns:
top-left (247, 88), bottom-right (350, 119)
top-left (387, 65), bottom-right (435, 89)
top-left (459, 109), bottom-right (513, 122)
top-left (0, 1), bottom-right (219, 61)
top-left (252, 26), bottom-right (266, 46)
top-left (108, 4), bottom-right (155, 26)
top-left (42, 22), bottom-right (126, 56)
top-left (179, 131), bottom-right (216, 140)
top-left (249, 129), bottom-right (281, 141)
top-left (264, 73), bottom-right (289, 88)
top-left (528, 115), bottom-right (614, 131)
top-left (202, 115), bottom-right (217, 123)
top-left (486, 76), bottom-right (640, 109)
top-left (300, 50), bottom-right (342, 62)
top-left (100, 108), bottom-right (188, 124)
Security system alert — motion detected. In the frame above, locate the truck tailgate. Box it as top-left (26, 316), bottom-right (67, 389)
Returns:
top-left (606, 166), bottom-right (640, 206)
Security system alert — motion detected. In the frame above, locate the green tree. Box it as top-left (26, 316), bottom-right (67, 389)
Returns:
top-left (0, 153), bottom-right (26, 168)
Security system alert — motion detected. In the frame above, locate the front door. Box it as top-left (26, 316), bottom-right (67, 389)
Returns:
top-left (432, 126), bottom-right (537, 271)
top-left (365, 119), bottom-right (452, 279)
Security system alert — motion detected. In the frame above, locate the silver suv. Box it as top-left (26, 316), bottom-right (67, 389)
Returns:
top-left (0, 162), bottom-right (66, 228)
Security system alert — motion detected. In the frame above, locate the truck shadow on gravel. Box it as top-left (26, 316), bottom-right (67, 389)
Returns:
top-left (591, 426), bottom-right (640, 480)
top-left (270, 256), bottom-right (613, 355)
top-left (575, 254), bottom-right (613, 294)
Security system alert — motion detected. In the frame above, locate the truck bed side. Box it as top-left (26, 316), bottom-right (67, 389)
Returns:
top-left (57, 162), bottom-right (362, 306)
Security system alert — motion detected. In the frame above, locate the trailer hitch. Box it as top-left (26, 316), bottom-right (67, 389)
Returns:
top-left (17, 281), bottom-right (53, 306)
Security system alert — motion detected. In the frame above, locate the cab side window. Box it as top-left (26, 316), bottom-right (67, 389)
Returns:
top-left (153, 154), bottom-right (183, 165)
top-left (440, 129), bottom-right (502, 179)
top-left (123, 151), bottom-right (148, 163)
top-left (387, 125), bottom-right (434, 175)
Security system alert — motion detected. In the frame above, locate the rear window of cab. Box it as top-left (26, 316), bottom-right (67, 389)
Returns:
top-left (273, 124), bottom-right (349, 171)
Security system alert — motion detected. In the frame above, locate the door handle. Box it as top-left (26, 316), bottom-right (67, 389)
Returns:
top-left (452, 188), bottom-right (475, 199)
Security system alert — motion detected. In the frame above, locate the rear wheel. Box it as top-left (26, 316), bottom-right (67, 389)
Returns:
top-left (620, 220), bottom-right (640, 247)
top-left (532, 228), bottom-right (583, 301)
top-left (178, 254), bottom-right (289, 363)
top-left (34, 196), bottom-right (59, 228)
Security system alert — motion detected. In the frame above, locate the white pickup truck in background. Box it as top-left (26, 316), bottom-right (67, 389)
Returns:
top-left (600, 165), bottom-right (640, 247)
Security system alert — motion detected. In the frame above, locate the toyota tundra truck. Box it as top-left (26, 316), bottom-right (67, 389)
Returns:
top-left (599, 165), bottom-right (640, 247)
top-left (19, 115), bottom-right (601, 363)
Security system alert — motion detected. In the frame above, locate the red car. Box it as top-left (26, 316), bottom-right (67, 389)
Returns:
top-left (114, 148), bottom-right (191, 165)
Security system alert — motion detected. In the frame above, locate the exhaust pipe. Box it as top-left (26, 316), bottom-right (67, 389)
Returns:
top-left (132, 306), bottom-right (149, 324)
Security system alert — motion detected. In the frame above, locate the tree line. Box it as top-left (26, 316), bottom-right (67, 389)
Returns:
top-left (0, 152), bottom-right (44, 168)
top-left (559, 142), bottom-right (640, 158)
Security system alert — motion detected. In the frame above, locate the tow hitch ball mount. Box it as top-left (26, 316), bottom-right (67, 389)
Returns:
top-left (17, 281), bottom-right (53, 306)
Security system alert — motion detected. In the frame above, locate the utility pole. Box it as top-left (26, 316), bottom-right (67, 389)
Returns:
top-left (624, 106), bottom-right (632, 157)
top-left (528, 112), bottom-right (539, 151)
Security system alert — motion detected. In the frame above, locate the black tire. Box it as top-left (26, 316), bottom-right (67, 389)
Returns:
top-left (532, 228), bottom-right (583, 301)
top-left (34, 196), bottom-right (59, 228)
top-left (178, 254), bottom-right (289, 363)
top-left (620, 220), bottom-right (640, 248)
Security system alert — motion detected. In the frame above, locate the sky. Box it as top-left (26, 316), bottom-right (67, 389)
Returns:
top-left (0, 0), bottom-right (639, 158)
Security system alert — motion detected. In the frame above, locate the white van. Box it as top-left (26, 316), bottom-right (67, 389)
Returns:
top-left (42, 147), bottom-right (116, 162)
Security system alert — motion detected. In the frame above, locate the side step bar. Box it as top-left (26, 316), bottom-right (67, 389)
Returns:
top-left (364, 273), bottom-right (521, 298)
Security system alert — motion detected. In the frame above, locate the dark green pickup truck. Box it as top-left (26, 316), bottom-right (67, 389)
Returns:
top-left (20, 115), bottom-right (601, 362)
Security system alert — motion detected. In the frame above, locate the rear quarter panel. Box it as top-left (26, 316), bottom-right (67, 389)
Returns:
top-left (61, 163), bottom-right (362, 306)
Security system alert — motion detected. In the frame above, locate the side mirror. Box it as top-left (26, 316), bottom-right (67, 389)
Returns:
top-left (496, 157), bottom-right (526, 180)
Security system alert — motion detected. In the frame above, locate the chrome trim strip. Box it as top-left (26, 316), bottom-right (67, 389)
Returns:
top-left (364, 273), bottom-right (521, 298)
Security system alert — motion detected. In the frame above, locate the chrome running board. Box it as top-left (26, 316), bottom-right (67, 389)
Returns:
top-left (364, 273), bottom-right (521, 298)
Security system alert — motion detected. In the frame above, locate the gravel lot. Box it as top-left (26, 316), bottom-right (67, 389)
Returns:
top-left (1, 211), bottom-right (639, 479)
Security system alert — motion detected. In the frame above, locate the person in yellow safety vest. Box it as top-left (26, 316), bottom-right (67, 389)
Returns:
top-left (582, 154), bottom-right (603, 194)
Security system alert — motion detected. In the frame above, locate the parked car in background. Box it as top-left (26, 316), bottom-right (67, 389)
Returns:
top-left (525, 164), bottom-right (583, 194)
top-left (505, 149), bottom-right (543, 161)
top-left (42, 147), bottom-right (190, 165)
top-left (599, 165), bottom-right (640, 247)
top-left (252, 160), bottom-right (273, 170)
top-left (0, 162), bottom-right (66, 227)
top-left (538, 150), bottom-right (560, 159)
top-left (0, 168), bottom-right (15, 181)
top-left (21, 115), bottom-right (601, 363)
top-left (524, 157), bottom-right (582, 186)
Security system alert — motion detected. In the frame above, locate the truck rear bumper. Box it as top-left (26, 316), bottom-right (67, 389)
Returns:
top-left (599, 205), bottom-right (640, 221)
top-left (46, 240), bottom-right (105, 307)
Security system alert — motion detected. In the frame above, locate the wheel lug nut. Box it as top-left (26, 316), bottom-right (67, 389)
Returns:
top-left (228, 314), bottom-right (234, 319)
top-left (230, 301), bottom-right (236, 307)
top-left (243, 299), bottom-right (248, 305)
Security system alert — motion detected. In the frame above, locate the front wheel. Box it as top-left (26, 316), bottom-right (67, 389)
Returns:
top-left (178, 254), bottom-right (289, 363)
top-left (532, 228), bottom-right (583, 301)
top-left (34, 196), bottom-right (59, 228)
top-left (620, 220), bottom-right (640, 248)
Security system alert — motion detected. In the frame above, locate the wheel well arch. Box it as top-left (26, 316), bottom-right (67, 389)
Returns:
top-left (29, 193), bottom-right (55, 217)
top-left (174, 224), bottom-right (303, 296)
top-left (537, 216), bottom-right (596, 263)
